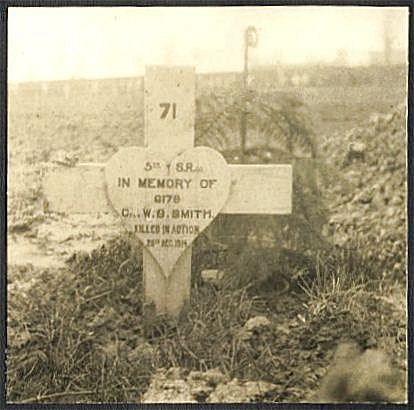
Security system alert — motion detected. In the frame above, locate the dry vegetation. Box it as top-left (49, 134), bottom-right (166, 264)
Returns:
top-left (6, 65), bottom-right (407, 403)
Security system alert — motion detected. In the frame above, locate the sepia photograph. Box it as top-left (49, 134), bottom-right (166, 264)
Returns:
top-left (5, 5), bottom-right (409, 404)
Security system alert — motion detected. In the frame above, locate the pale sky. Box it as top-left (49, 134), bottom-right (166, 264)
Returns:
top-left (8, 6), bottom-right (409, 83)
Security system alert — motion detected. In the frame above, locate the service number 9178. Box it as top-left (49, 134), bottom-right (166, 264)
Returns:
top-left (154, 194), bottom-right (180, 204)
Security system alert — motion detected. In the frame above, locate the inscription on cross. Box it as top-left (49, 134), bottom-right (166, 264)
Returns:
top-left (43, 66), bottom-right (292, 317)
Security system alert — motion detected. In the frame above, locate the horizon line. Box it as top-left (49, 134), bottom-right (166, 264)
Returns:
top-left (8, 61), bottom-right (407, 85)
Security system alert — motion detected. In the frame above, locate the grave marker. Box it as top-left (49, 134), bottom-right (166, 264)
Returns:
top-left (105, 146), bottom-right (231, 276)
top-left (43, 65), bottom-right (292, 317)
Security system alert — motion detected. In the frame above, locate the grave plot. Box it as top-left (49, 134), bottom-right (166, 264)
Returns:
top-left (6, 66), bottom-right (407, 404)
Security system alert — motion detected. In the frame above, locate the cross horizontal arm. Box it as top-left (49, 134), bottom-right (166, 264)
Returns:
top-left (42, 162), bottom-right (292, 215)
top-left (224, 164), bottom-right (291, 214)
top-left (43, 164), bottom-right (110, 214)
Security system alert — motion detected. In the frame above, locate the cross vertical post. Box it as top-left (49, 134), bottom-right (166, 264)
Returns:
top-left (143, 66), bottom-right (195, 316)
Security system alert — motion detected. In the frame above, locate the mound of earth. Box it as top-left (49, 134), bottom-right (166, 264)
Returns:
top-left (321, 103), bottom-right (406, 278)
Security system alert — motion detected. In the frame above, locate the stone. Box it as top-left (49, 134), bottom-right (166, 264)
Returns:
top-left (244, 316), bottom-right (271, 331)
top-left (207, 379), bottom-right (277, 403)
top-left (201, 269), bottom-right (225, 284)
top-left (142, 366), bottom-right (278, 403)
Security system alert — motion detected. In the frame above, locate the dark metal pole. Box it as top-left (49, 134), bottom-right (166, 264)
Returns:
top-left (240, 32), bottom-right (249, 163)
top-left (240, 26), bottom-right (257, 163)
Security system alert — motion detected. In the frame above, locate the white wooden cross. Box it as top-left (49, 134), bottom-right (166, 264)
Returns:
top-left (43, 66), bottom-right (292, 317)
